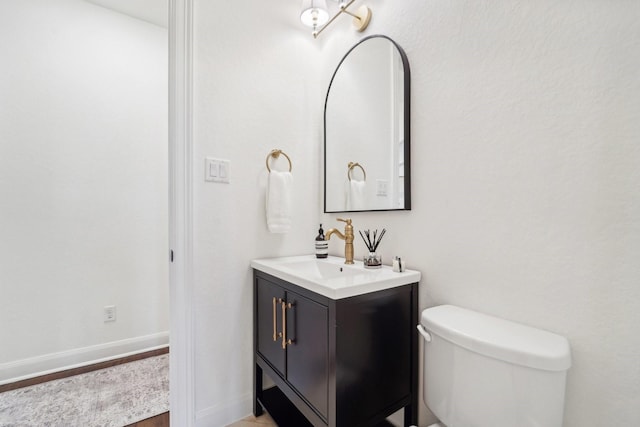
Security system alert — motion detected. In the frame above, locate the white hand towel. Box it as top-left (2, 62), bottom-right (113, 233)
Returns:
top-left (346, 179), bottom-right (366, 210)
top-left (266, 171), bottom-right (293, 233)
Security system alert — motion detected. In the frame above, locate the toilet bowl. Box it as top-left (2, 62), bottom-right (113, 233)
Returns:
top-left (418, 305), bottom-right (571, 427)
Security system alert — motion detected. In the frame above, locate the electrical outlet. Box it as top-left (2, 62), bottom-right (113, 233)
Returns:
top-left (104, 305), bottom-right (116, 322)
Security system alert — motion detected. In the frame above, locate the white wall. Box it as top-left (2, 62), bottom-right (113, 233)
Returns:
top-left (192, 0), bottom-right (640, 426)
top-left (0, 0), bottom-right (169, 382)
top-left (320, 1), bottom-right (640, 426)
top-left (191, 1), bottom-right (322, 424)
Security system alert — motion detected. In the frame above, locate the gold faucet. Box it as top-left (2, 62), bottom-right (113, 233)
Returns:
top-left (325, 218), bottom-right (354, 264)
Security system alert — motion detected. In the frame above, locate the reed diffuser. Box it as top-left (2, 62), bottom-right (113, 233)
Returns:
top-left (359, 228), bottom-right (386, 268)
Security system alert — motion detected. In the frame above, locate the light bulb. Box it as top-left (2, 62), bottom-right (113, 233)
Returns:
top-left (300, 0), bottom-right (329, 28)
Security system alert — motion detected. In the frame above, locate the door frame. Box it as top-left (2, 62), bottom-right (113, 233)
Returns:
top-left (169, 0), bottom-right (195, 425)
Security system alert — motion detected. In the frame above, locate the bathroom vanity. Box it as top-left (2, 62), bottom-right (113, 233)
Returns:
top-left (251, 255), bottom-right (420, 427)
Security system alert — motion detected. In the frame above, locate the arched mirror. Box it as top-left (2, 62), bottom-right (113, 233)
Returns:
top-left (324, 35), bottom-right (411, 213)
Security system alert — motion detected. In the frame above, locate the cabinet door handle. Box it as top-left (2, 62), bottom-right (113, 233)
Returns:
top-left (272, 297), bottom-right (283, 341)
top-left (272, 297), bottom-right (277, 341)
top-left (281, 300), bottom-right (294, 349)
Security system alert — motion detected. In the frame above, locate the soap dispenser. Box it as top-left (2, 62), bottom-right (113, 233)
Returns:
top-left (315, 224), bottom-right (328, 259)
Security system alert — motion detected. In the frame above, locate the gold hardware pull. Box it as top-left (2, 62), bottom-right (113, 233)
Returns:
top-left (272, 297), bottom-right (277, 341)
top-left (272, 297), bottom-right (283, 342)
top-left (281, 300), bottom-right (294, 350)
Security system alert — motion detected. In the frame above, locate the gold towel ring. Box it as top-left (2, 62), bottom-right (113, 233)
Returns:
top-left (266, 149), bottom-right (292, 172)
top-left (347, 162), bottom-right (366, 181)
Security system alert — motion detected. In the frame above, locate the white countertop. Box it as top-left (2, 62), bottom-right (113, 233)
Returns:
top-left (251, 254), bottom-right (421, 299)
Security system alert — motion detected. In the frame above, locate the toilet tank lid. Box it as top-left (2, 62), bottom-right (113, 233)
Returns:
top-left (421, 305), bottom-right (571, 371)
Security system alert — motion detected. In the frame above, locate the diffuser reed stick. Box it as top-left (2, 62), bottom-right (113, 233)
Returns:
top-left (359, 228), bottom-right (386, 253)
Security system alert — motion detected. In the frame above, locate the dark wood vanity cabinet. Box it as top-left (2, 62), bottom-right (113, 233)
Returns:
top-left (256, 277), bottom-right (330, 418)
top-left (253, 270), bottom-right (419, 427)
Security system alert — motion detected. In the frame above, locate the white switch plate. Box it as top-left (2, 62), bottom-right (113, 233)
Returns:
top-left (376, 179), bottom-right (388, 196)
top-left (205, 158), bottom-right (230, 183)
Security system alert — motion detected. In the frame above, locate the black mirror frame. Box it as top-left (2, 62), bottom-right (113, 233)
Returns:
top-left (323, 34), bottom-right (411, 213)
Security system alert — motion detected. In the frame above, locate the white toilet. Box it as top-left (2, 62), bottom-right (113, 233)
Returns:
top-left (417, 305), bottom-right (571, 427)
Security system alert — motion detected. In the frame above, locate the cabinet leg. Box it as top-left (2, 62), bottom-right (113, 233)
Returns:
top-left (254, 363), bottom-right (264, 416)
top-left (404, 404), bottom-right (417, 427)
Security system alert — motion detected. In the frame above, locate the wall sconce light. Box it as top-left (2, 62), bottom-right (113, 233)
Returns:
top-left (300, 0), bottom-right (330, 33)
top-left (300, 0), bottom-right (372, 39)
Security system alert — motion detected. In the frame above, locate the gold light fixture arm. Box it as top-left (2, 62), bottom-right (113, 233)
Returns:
top-left (313, 0), bottom-right (372, 39)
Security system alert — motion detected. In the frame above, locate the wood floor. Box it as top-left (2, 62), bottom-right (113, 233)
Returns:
top-left (0, 347), bottom-right (169, 394)
top-left (126, 412), bottom-right (170, 427)
top-left (227, 413), bottom-right (277, 426)
top-left (2, 347), bottom-right (274, 427)
top-left (126, 412), bottom-right (277, 427)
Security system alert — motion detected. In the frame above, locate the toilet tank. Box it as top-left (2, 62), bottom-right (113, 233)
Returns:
top-left (420, 305), bottom-right (571, 427)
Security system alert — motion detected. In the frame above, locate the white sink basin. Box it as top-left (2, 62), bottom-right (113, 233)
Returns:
top-left (274, 258), bottom-right (372, 280)
top-left (251, 255), bottom-right (421, 299)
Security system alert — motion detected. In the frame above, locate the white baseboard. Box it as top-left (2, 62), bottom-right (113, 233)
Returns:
top-left (195, 392), bottom-right (253, 427)
top-left (0, 331), bottom-right (169, 385)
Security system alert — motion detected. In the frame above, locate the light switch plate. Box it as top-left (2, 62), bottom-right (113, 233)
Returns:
top-left (205, 158), bottom-right (230, 183)
top-left (376, 179), bottom-right (388, 196)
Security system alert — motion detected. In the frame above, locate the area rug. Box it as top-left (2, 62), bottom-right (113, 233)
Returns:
top-left (0, 354), bottom-right (169, 427)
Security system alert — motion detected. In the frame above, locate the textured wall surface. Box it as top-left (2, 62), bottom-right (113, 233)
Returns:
top-left (191, 1), bottom-right (322, 424)
top-left (319, 1), bottom-right (640, 425)
top-left (0, 0), bottom-right (169, 375)
top-left (192, 0), bottom-right (640, 425)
